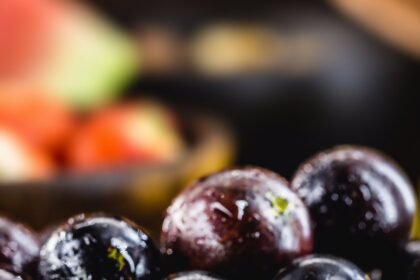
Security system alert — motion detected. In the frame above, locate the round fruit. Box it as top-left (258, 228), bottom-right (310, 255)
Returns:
top-left (0, 217), bottom-right (39, 275)
top-left (291, 146), bottom-right (416, 269)
top-left (273, 255), bottom-right (368, 280)
top-left (165, 271), bottom-right (224, 280)
top-left (161, 167), bottom-right (313, 279)
top-left (38, 213), bottom-right (162, 279)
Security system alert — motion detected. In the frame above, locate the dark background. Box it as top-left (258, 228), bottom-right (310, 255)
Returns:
top-left (90, 0), bottom-right (419, 182)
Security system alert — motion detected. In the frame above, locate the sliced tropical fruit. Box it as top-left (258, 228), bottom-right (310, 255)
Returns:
top-left (0, 0), bottom-right (138, 109)
top-left (67, 101), bottom-right (184, 172)
top-left (0, 88), bottom-right (75, 152)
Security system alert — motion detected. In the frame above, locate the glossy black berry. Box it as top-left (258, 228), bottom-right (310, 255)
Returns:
top-left (291, 146), bottom-right (415, 269)
top-left (38, 214), bottom-right (162, 279)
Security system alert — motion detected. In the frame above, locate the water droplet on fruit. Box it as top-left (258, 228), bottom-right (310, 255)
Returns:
top-left (344, 196), bottom-right (353, 206)
top-left (365, 212), bottom-right (373, 221)
top-left (360, 184), bottom-right (372, 201)
top-left (358, 222), bottom-right (367, 230)
top-left (320, 205), bottom-right (328, 214)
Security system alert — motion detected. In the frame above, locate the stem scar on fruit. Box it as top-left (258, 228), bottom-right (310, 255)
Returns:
top-left (107, 247), bottom-right (126, 271)
top-left (265, 192), bottom-right (289, 217)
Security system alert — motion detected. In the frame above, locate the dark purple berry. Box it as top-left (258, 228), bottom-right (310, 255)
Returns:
top-left (38, 213), bottom-right (162, 279)
top-left (291, 146), bottom-right (415, 269)
top-left (161, 167), bottom-right (313, 279)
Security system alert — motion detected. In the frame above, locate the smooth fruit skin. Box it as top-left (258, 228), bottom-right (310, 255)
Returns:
top-left (0, 269), bottom-right (27, 280)
top-left (291, 146), bottom-right (416, 269)
top-left (0, 217), bottom-right (39, 276)
top-left (161, 167), bottom-right (313, 280)
top-left (367, 240), bottom-right (420, 280)
top-left (273, 255), bottom-right (368, 280)
top-left (165, 271), bottom-right (224, 280)
top-left (38, 213), bottom-right (162, 279)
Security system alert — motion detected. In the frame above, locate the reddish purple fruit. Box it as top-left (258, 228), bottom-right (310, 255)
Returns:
top-left (291, 146), bottom-right (415, 269)
top-left (161, 167), bottom-right (313, 279)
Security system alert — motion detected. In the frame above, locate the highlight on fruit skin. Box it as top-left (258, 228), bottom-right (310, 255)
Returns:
top-left (161, 166), bottom-right (313, 280)
top-left (164, 270), bottom-right (225, 280)
top-left (273, 254), bottom-right (370, 280)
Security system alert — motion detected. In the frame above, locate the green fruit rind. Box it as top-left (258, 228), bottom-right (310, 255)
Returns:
top-left (44, 5), bottom-right (138, 110)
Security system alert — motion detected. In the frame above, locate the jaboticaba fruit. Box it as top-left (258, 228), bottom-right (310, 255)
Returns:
top-left (291, 146), bottom-right (416, 269)
top-left (161, 167), bottom-right (313, 279)
top-left (38, 213), bottom-right (162, 279)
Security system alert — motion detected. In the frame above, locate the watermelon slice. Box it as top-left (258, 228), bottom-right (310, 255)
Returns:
top-left (0, 0), bottom-right (138, 109)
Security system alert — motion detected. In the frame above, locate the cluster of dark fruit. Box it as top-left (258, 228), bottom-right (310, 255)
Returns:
top-left (0, 146), bottom-right (419, 279)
